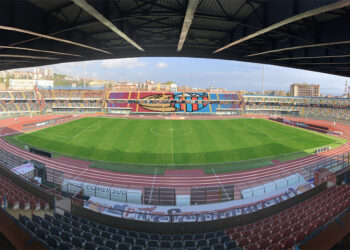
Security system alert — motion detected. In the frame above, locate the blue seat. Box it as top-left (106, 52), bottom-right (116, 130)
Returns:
top-left (147, 240), bottom-right (159, 248)
top-left (184, 240), bottom-right (195, 248)
top-left (124, 236), bottom-right (135, 245)
top-left (118, 242), bottom-right (131, 250)
top-left (98, 224), bottom-right (107, 231)
top-left (224, 240), bottom-right (237, 248)
top-left (44, 214), bottom-right (54, 222)
top-left (59, 241), bottom-right (74, 250)
top-left (32, 214), bottom-right (42, 224)
top-left (160, 241), bottom-right (171, 248)
top-left (205, 232), bottom-right (215, 239)
top-left (208, 237), bottom-right (220, 246)
top-left (61, 231), bottom-right (73, 242)
top-left (40, 220), bottom-right (50, 231)
top-left (60, 222), bottom-right (71, 232)
top-left (54, 213), bottom-right (63, 221)
top-left (219, 235), bottom-right (231, 243)
top-left (83, 232), bottom-right (95, 241)
top-left (19, 215), bottom-right (28, 225)
top-left (139, 232), bottom-right (149, 240)
top-left (102, 231), bottom-right (112, 239)
top-left (82, 224), bottom-right (92, 232)
top-left (172, 240), bottom-right (183, 248)
top-left (131, 246), bottom-right (143, 250)
top-left (194, 233), bottom-right (205, 240)
top-left (150, 234), bottom-right (160, 241)
top-left (107, 227), bottom-right (117, 234)
top-left (118, 229), bottom-right (128, 236)
top-left (72, 227), bottom-right (83, 237)
top-left (212, 243), bottom-right (225, 250)
top-left (183, 234), bottom-right (193, 240)
top-left (85, 241), bottom-right (99, 250)
top-left (94, 236), bottom-right (106, 246)
top-left (26, 221), bottom-right (37, 234)
top-left (47, 235), bottom-right (60, 248)
top-left (135, 238), bottom-right (146, 246)
top-left (172, 235), bottom-right (182, 241)
top-left (71, 220), bottom-right (81, 229)
top-left (128, 231), bottom-right (139, 238)
top-left (72, 236), bottom-right (86, 248)
top-left (160, 235), bottom-right (171, 241)
top-left (50, 225), bottom-right (62, 237)
top-left (196, 239), bottom-right (207, 248)
top-left (92, 228), bottom-right (102, 236)
top-left (105, 239), bottom-right (119, 249)
top-left (36, 228), bottom-right (47, 241)
top-left (216, 231), bottom-right (225, 237)
top-left (62, 217), bottom-right (71, 224)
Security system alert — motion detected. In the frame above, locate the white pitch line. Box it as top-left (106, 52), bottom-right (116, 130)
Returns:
top-left (148, 168), bottom-right (157, 203)
top-left (212, 168), bottom-right (230, 200)
top-left (72, 121), bottom-right (98, 139)
top-left (170, 127), bottom-right (174, 165)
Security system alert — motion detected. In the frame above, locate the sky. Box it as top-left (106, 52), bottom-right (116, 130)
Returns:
top-left (22, 57), bottom-right (348, 95)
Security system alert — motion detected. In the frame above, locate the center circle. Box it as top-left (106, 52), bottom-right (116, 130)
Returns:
top-left (150, 127), bottom-right (193, 137)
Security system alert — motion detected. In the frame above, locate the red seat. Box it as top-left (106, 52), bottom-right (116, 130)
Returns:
top-left (249, 234), bottom-right (260, 243)
top-left (236, 238), bottom-right (249, 247)
top-left (252, 227), bottom-right (261, 235)
top-left (280, 228), bottom-right (291, 238)
top-left (269, 233), bottom-right (280, 245)
top-left (257, 239), bottom-right (269, 249)
top-left (259, 230), bottom-right (270, 239)
top-left (230, 232), bottom-right (241, 240)
top-left (280, 237), bottom-right (294, 249)
top-left (241, 230), bottom-right (252, 238)
top-left (294, 230), bottom-right (306, 243)
top-left (245, 243), bottom-right (258, 250)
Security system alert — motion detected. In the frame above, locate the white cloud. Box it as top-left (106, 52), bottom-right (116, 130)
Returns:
top-left (100, 58), bottom-right (146, 69)
top-left (156, 62), bottom-right (168, 69)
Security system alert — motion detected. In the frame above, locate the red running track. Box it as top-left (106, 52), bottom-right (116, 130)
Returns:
top-left (0, 115), bottom-right (349, 193)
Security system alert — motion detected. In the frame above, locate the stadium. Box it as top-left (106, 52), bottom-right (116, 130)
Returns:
top-left (1, 1), bottom-right (350, 250)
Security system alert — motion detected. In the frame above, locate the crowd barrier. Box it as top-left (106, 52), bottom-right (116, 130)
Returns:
top-left (1, 146), bottom-right (349, 207)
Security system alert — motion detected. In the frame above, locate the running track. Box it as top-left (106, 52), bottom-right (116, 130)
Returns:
top-left (1, 115), bottom-right (350, 196)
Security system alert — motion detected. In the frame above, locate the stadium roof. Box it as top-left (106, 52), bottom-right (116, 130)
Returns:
top-left (1, 0), bottom-right (350, 77)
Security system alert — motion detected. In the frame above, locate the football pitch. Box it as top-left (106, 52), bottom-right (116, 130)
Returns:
top-left (14, 117), bottom-right (341, 169)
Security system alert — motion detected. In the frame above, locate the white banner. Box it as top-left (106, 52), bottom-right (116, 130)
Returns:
top-left (62, 179), bottom-right (143, 204)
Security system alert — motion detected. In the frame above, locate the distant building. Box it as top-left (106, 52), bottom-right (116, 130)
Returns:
top-left (290, 83), bottom-right (320, 97)
top-left (9, 79), bottom-right (53, 90)
top-left (264, 90), bottom-right (287, 96)
top-left (44, 68), bottom-right (53, 78)
top-left (0, 83), bottom-right (6, 91)
top-left (207, 86), bottom-right (227, 92)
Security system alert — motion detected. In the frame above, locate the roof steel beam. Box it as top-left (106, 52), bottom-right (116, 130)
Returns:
top-left (213, 0), bottom-right (350, 54)
top-left (0, 25), bottom-right (110, 54)
top-left (247, 40), bottom-right (350, 57)
top-left (0, 45), bottom-right (81, 57)
top-left (275, 54), bottom-right (350, 61)
top-left (0, 54), bottom-right (58, 60)
top-left (72, 0), bottom-right (145, 52)
top-left (177, 0), bottom-right (200, 51)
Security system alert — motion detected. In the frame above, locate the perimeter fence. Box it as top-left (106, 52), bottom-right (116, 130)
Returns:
top-left (0, 147), bottom-right (349, 206)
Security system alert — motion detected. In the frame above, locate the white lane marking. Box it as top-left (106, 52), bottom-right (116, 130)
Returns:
top-left (148, 168), bottom-right (157, 203)
top-left (212, 168), bottom-right (230, 200)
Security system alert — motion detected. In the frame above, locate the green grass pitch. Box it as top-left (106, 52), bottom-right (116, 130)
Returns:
top-left (15, 117), bottom-right (339, 167)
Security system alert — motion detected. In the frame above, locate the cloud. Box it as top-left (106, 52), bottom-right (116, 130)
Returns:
top-left (100, 58), bottom-right (147, 69)
top-left (156, 62), bottom-right (168, 69)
